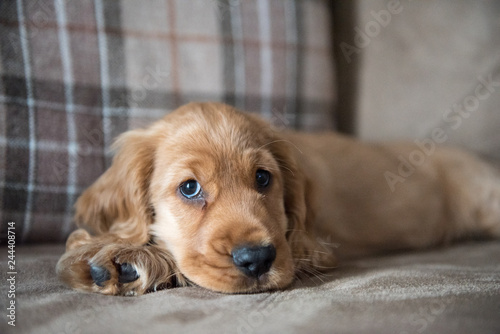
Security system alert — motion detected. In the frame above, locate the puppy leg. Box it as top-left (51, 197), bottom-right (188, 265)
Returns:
top-left (459, 175), bottom-right (500, 238)
top-left (57, 229), bottom-right (185, 296)
top-left (441, 153), bottom-right (500, 239)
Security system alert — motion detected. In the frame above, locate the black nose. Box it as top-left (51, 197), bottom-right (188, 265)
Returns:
top-left (231, 245), bottom-right (276, 278)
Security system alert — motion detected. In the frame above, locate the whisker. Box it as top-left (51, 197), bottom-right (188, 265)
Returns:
top-left (310, 264), bottom-right (338, 270)
top-left (257, 139), bottom-right (303, 155)
top-left (293, 258), bottom-right (337, 270)
top-left (303, 265), bottom-right (334, 278)
top-left (290, 248), bottom-right (333, 256)
top-left (294, 272), bottom-right (304, 285)
top-left (274, 162), bottom-right (294, 176)
top-left (298, 267), bottom-right (326, 283)
top-left (311, 249), bottom-right (333, 255)
top-left (256, 165), bottom-right (281, 173)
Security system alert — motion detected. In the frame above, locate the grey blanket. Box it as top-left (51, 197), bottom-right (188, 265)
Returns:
top-left (1, 241), bottom-right (499, 334)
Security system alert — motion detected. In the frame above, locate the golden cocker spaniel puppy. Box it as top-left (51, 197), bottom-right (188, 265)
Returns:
top-left (57, 102), bottom-right (500, 295)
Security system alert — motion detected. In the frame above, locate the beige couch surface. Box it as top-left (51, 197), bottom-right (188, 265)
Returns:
top-left (1, 241), bottom-right (499, 334)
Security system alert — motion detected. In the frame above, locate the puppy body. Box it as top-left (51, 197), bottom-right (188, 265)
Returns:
top-left (57, 102), bottom-right (500, 295)
top-left (284, 131), bottom-right (500, 259)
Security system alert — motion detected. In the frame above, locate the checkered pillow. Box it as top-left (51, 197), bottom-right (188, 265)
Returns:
top-left (0, 0), bottom-right (336, 243)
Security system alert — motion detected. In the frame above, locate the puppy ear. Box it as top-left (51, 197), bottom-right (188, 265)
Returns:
top-left (269, 138), bottom-right (337, 273)
top-left (74, 125), bottom-right (161, 243)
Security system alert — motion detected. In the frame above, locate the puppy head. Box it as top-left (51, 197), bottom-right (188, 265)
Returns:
top-left (76, 102), bottom-right (334, 293)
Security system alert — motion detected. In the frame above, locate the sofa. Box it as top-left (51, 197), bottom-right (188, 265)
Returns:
top-left (1, 1), bottom-right (499, 333)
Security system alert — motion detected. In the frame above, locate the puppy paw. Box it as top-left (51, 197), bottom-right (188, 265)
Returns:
top-left (89, 262), bottom-right (139, 287)
top-left (84, 245), bottom-right (149, 296)
top-left (57, 240), bottom-right (180, 296)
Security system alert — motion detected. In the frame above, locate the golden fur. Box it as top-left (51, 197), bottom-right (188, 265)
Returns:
top-left (57, 102), bottom-right (500, 295)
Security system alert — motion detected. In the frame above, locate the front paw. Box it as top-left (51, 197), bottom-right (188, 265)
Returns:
top-left (57, 243), bottom-right (179, 296)
top-left (81, 244), bottom-right (149, 296)
top-left (88, 256), bottom-right (143, 296)
top-left (89, 262), bottom-right (139, 286)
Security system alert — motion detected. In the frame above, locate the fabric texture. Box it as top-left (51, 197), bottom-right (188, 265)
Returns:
top-left (1, 241), bottom-right (499, 333)
top-left (0, 0), bottom-right (336, 244)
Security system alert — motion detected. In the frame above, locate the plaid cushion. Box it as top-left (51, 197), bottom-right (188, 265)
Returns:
top-left (0, 0), bottom-right (336, 244)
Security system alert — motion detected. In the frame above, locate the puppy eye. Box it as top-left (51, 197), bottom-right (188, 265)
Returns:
top-left (255, 169), bottom-right (271, 189)
top-left (179, 180), bottom-right (202, 199)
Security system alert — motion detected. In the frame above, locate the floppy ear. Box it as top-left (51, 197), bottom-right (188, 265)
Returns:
top-left (269, 138), bottom-right (337, 273)
top-left (74, 124), bottom-right (162, 243)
